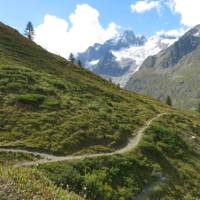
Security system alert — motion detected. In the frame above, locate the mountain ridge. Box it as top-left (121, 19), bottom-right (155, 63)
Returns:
top-left (126, 24), bottom-right (200, 109)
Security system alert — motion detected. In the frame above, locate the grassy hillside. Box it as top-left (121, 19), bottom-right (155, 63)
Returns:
top-left (0, 22), bottom-right (168, 155)
top-left (0, 22), bottom-right (200, 200)
top-left (126, 25), bottom-right (200, 110)
top-left (0, 165), bottom-right (84, 200)
top-left (38, 111), bottom-right (200, 200)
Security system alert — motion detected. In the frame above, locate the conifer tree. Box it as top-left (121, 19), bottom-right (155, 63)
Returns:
top-left (166, 96), bottom-right (172, 106)
top-left (78, 60), bottom-right (82, 67)
top-left (198, 102), bottom-right (200, 113)
top-left (69, 53), bottom-right (75, 64)
top-left (25, 22), bottom-right (34, 41)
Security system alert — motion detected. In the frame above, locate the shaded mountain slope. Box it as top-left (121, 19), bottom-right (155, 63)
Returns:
top-left (126, 25), bottom-right (200, 109)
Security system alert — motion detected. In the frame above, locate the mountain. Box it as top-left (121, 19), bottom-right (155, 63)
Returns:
top-left (78, 30), bottom-right (177, 86)
top-left (78, 30), bottom-right (146, 64)
top-left (0, 22), bottom-right (200, 200)
top-left (126, 25), bottom-right (200, 110)
top-left (77, 30), bottom-right (146, 82)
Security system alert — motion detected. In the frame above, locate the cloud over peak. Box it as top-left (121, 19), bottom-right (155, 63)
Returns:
top-left (35, 4), bottom-right (119, 58)
top-left (167, 0), bottom-right (200, 27)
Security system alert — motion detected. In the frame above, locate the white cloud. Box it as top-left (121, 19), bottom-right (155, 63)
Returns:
top-left (166, 0), bottom-right (200, 27)
top-left (156, 28), bottom-right (187, 38)
top-left (35, 4), bottom-right (119, 58)
top-left (131, 0), bottom-right (160, 13)
top-left (35, 15), bottom-right (69, 56)
top-left (131, 0), bottom-right (200, 27)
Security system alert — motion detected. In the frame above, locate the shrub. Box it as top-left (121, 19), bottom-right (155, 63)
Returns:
top-left (16, 93), bottom-right (46, 107)
top-left (42, 98), bottom-right (60, 109)
top-left (52, 80), bottom-right (66, 90)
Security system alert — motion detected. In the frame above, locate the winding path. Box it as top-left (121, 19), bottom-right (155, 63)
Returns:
top-left (0, 113), bottom-right (166, 166)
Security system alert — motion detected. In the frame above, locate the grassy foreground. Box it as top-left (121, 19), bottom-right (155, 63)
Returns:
top-left (0, 165), bottom-right (84, 200)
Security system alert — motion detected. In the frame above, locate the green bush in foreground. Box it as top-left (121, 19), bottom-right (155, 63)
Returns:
top-left (0, 165), bottom-right (84, 200)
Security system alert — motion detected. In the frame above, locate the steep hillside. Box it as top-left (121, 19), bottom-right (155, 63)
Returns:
top-left (126, 25), bottom-right (200, 110)
top-left (0, 22), bottom-right (168, 155)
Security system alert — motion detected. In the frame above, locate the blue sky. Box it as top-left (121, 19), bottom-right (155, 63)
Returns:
top-left (0, 0), bottom-right (182, 36)
top-left (1, 0), bottom-right (199, 57)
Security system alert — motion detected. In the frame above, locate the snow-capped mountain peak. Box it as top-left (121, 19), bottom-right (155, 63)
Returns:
top-left (77, 30), bottom-right (181, 87)
top-left (112, 34), bottom-right (178, 67)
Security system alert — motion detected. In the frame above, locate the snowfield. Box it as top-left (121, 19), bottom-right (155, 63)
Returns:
top-left (111, 35), bottom-right (178, 86)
